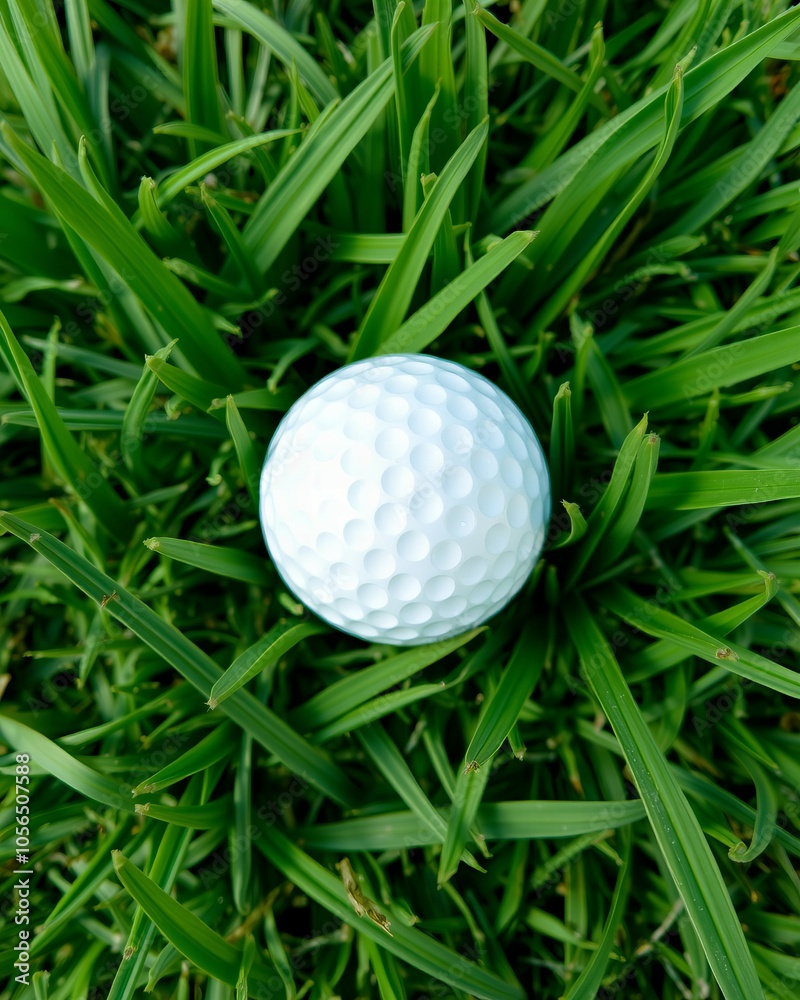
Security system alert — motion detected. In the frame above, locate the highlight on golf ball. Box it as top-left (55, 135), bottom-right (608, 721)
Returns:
top-left (259, 354), bottom-right (550, 645)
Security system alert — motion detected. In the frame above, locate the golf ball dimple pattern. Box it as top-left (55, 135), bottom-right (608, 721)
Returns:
top-left (260, 354), bottom-right (550, 645)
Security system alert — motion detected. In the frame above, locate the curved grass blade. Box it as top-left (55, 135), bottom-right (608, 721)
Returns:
top-left (121, 339), bottom-right (178, 488)
top-left (476, 5), bottom-right (607, 112)
top-left (402, 83), bottom-right (439, 230)
top-left (565, 593), bottom-right (766, 1000)
top-left (150, 129), bottom-right (300, 210)
top-left (675, 768), bottom-right (800, 861)
top-left (551, 501), bottom-right (588, 550)
top-left (289, 629), bottom-right (482, 733)
top-left (209, 619), bottom-right (328, 708)
top-left (138, 177), bottom-right (185, 256)
top-left (590, 432), bottom-right (660, 573)
top-left (525, 24), bottom-right (607, 175)
top-left (0, 512), bottom-right (359, 806)
top-left (0, 713), bottom-right (136, 813)
top-left (603, 583), bottom-right (800, 700)
top-left (665, 80), bottom-right (800, 240)
top-left (535, 66), bottom-right (684, 335)
top-left (144, 536), bottom-right (270, 584)
top-left (628, 573), bottom-right (779, 682)
top-left (145, 354), bottom-right (229, 415)
top-left (728, 755), bottom-right (780, 864)
top-left (564, 413), bottom-right (648, 590)
top-left (132, 721), bottom-right (237, 795)
top-left (225, 395), bottom-right (260, 506)
top-left (376, 230), bottom-right (536, 354)
top-left (465, 620), bottom-right (546, 771)
top-left (201, 184), bottom-right (261, 297)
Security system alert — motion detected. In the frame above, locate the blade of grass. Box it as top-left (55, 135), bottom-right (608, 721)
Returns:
top-left (489, 7), bottom-right (800, 233)
top-left (564, 593), bottom-right (765, 1000)
top-left (144, 536), bottom-right (271, 585)
top-left (535, 66), bottom-right (684, 335)
top-left (208, 620), bottom-right (328, 708)
top-left (376, 230), bottom-right (536, 354)
top-left (591, 432), bottom-right (660, 572)
top-left (107, 775), bottom-right (208, 1000)
top-left (132, 722), bottom-right (236, 795)
top-left (298, 799), bottom-right (647, 850)
top-left (183, 0), bottom-right (226, 153)
top-left (550, 382), bottom-right (574, 502)
top-left (349, 117), bottom-right (489, 359)
top-left (121, 339), bottom-right (178, 489)
top-left (602, 583), bottom-right (800, 700)
top-left (465, 620), bottom-right (546, 770)
top-left (437, 764), bottom-right (492, 885)
top-left (357, 723), bottom-right (485, 871)
top-left (645, 469), bottom-right (800, 510)
top-left (402, 82), bottom-right (439, 231)
top-left (201, 184), bottom-right (262, 297)
top-left (564, 413), bottom-right (648, 589)
top-left (289, 630), bottom-right (482, 733)
top-left (224, 395), bottom-right (260, 506)
top-left (112, 850), bottom-right (275, 988)
top-left (148, 129), bottom-right (299, 211)
top-left (626, 327), bottom-right (800, 409)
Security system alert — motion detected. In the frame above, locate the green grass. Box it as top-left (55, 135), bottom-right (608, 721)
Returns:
top-left (1, 1), bottom-right (800, 997)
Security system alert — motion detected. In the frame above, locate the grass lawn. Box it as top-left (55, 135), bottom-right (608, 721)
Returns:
top-left (2, 0), bottom-right (800, 997)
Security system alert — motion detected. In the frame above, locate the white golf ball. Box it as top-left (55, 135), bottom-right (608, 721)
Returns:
top-left (259, 354), bottom-right (550, 645)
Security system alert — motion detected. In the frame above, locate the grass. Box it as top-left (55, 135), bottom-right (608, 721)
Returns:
top-left (1, 0), bottom-right (800, 997)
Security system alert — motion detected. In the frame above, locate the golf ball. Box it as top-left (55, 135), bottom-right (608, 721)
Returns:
top-left (259, 354), bottom-right (550, 645)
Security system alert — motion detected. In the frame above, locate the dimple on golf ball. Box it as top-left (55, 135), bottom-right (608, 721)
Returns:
top-left (259, 354), bottom-right (550, 645)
